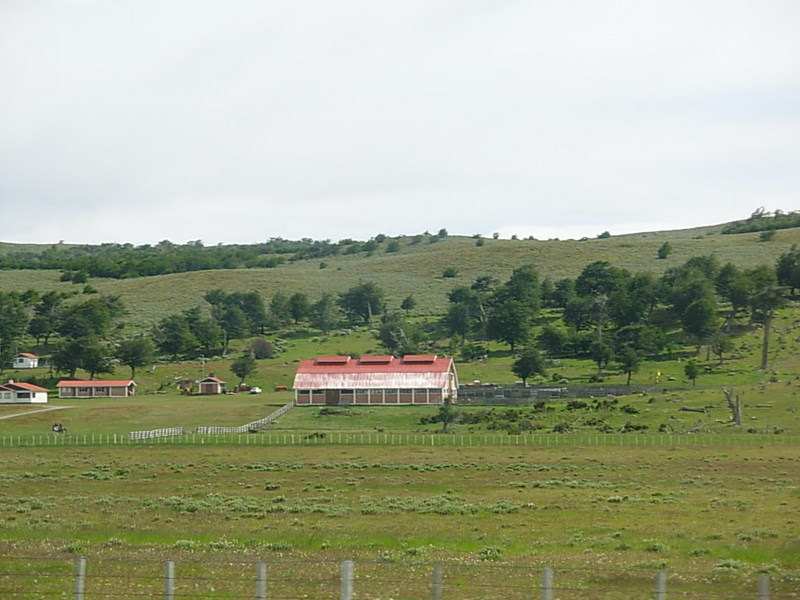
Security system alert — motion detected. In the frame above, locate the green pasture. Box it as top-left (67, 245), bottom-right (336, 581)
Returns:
top-left (0, 444), bottom-right (797, 598)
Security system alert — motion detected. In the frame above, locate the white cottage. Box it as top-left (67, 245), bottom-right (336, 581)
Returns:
top-left (13, 353), bottom-right (39, 369)
top-left (0, 381), bottom-right (48, 403)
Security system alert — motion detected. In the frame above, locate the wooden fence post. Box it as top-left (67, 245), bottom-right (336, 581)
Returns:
top-left (758, 574), bottom-right (770, 600)
top-left (165, 560), bottom-right (174, 600)
top-left (74, 556), bottom-right (86, 600)
top-left (432, 564), bottom-right (443, 600)
top-left (341, 560), bottom-right (354, 600)
top-left (542, 567), bottom-right (553, 600)
top-left (256, 562), bottom-right (266, 600)
top-left (655, 571), bottom-right (667, 600)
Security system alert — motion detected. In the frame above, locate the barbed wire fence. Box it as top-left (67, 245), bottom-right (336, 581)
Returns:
top-left (0, 557), bottom-right (795, 600)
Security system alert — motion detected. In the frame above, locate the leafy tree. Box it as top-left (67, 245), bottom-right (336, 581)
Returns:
top-left (684, 359), bottom-right (700, 386)
top-left (269, 292), bottom-right (291, 326)
top-left (681, 294), bottom-right (718, 352)
top-left (437, 396), bottom-right (457, 433)
top-left (749, 283), bottom-right (786, 370)
top-left (616, 345), bottom-right (640, 385)
top-left (575, 261), bottom-right (626, 297)
top-left (537, 324), bottom-right (571, 356)
top-left (590, 341), bottom-right (614, 377)
top-left (153, 315), bottom-right (197, 359)
top-left (51, 340), bottom-right (86, 378)
top-left (512, 348), bottom-right (546, 385)
top-left (81, 342), bottom-right (115, 379)
top-left (445, 303), bottom-right (471, 342)
top-left (338, 282), bottom-right (385, 324)
top-left (710, 333), bottom-right (734, 365)
top-left (115, 338), bottom-right (155, 379)
top-left (0, 292), bottom-right (30, 370)
top-left (310, 293), bottom-right (340, 333)
top-left (776, 245), bottom-right (800, 294)
top-left (57, 295), bottom-right (124, 341)
top-left (486, 299), bottom-right (531, 352)
top-left (231, 354), bottom-right (257, 385)
top-left (657, 241), bottom-right (672, 259)
top-left (400, 295), bottom-right (416, 314)
top-left (288, 292), bottom-right (310, 324)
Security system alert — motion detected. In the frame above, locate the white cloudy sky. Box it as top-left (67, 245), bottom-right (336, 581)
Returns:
top-left (1, 0), bottom-right (799, 245)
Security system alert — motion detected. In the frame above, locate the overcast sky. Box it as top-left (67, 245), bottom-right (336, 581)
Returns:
top-left (2, 1), bottom-right (799, 245)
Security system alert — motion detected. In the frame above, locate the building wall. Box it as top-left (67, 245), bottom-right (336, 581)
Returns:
top-left (295, 388), bottom-right (444, 406)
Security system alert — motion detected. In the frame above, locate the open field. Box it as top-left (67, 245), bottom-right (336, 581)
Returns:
top-left (0, 444), bottom-right (797, 598)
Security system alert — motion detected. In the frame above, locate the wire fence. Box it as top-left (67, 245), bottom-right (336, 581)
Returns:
top-left (2, 431), bottom-right (798, 449)
top-left (0, 557), bottom-right (796, 600)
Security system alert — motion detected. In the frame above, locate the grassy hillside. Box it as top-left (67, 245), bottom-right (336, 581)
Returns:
top-left (2, 225), bottom-right (800, 330)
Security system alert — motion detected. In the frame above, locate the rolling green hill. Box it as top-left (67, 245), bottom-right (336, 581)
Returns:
top-left (2, 223), bottom-right (800, 330)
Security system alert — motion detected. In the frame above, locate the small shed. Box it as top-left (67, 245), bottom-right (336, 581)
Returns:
top-left (56, 380), bottom-right (136, 398)
top-left (0, 381), bottom-right (48, 404)
top-left (13, 353), bottom-right (39, 369)
top-left (293, 354), bottom-right (459, 406)
top-left (197, 376), bottom-right (226, 395)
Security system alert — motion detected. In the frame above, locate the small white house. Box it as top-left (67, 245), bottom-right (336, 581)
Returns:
top-left (13, 353), bottom-right (39, 369)
top-left (0, 381), bottom-right (48, 404)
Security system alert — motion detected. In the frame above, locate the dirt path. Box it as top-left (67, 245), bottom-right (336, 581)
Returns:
top-left (0, 406), bottom-right (75, 421)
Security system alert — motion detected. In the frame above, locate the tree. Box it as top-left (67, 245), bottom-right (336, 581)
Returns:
top-left (400, 295), bottom-right (416, 314)
top-left (51, 340), bottom-right (85, 378)
top-left (231, 355), bottom-right (257, 385)
top-left (338, 282), bottom-right (385, 324)
top-left (81, 342), bottom-right (114, 379)
top-left (749, 283), bottom-right (786, 370)
top-left (512, 348), bottom-right (546, 385)
top-left (616, 345), bottom-right (640, 385)
top-left (115, 338), bottom-right (155, 379)
top-left (269, 292), bottom-right (291, 326)
top-left (310, 293), bottom-right (340, 333)
top-left (657, 241), bottom-right (672, 259)
top-left (684, 359), bottom-right (700, 386)
top-left (153, 315), bottom-right (197, 359)
top-left (437, 396), bottom-right (457, 433)
top-left (486, 299), bottom-right (531, 352)
top-left (0, 292), bottom-right (30, 371)
top-left (710, 333), bottom-right (734, 365)
top-left (288, 292), bottom-right (310, 324)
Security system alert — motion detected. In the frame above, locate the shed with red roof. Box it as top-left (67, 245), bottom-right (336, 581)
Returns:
top-left (293, 355), bottom-right (458, 406)
top-left (56, 380), bottom-right (136, 398)
top-left (197, 376), bottom-right (226, 395)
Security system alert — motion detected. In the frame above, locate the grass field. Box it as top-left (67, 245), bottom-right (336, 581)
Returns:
top-left (0, 444), bottom-right (797, 598)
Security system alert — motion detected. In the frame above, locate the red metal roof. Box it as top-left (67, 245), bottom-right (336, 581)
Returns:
top-left (17, 353), bottom-right (38, 359)
top-left (294, 355), bottom-right (458, 390)
top-left (56, 380), bottom-right (136, 387)
top-left (1, 381), bottom-right (48, 392)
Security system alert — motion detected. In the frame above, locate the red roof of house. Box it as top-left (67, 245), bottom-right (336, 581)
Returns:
top-left (293, 355), bottom-right (457, 390)
top-left (1, 381), bottom-right (48, 392)
top-left (198, 376), bottom-right (226, 383)
top-left (56, 380), bottom-right (136, 387)
top-left (17, 353), bottom-right (38, 359)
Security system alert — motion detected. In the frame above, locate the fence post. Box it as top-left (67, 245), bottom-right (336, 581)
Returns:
top-left (542, 567), bottom-right (553, 600)
top-left (432, 564), bottom-right (443, 600)
top-left (165, 560), bottom-right (175, 600)
top-left (74, 556), bottom-right (86, 600)
top-left (341, 560), bottom-right (354, 600)
top-left (758, 574), bottom-right (770, 600)
top-left (655, 571), bottom-right (667, 600)
top-left (256, 562), bottom-right (266, 600)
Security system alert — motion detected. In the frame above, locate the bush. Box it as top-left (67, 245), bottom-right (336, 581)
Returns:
top-left (250, 338), bottom-right (276, 359)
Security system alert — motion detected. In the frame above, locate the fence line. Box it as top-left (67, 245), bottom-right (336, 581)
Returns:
top-left (128, 427), bottom-right (185, 441)
top-left (3, 431), bottom-right (798, 449)
top-left (0, 557), bottom-right (792, 600)
top-left (194, 402), bottom-right (295, 434)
